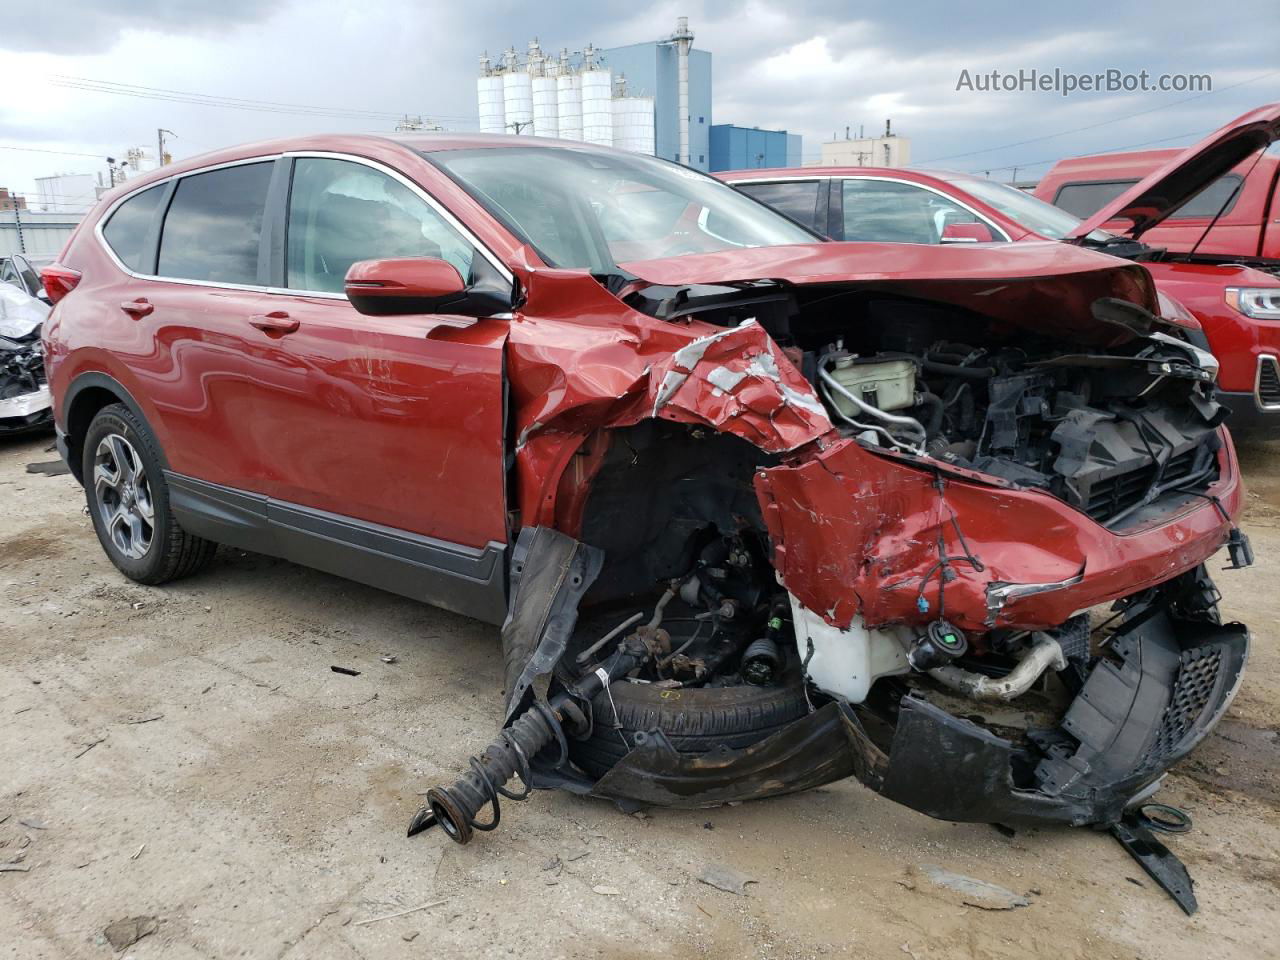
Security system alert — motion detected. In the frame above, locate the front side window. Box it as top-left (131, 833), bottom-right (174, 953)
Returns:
top-left (102, 184), bottom-right (165, 273)
top-left (158, 162), bottom-right (273, 284)
top-left (950, 176), bottom-right (1081, 239)
top-left (286, 158), bottom-right (474, 293)
top-left (841, 179), bottom-right (995, 244)
top-left (737, 181), bottom-right (823, 232)
top-left (429, 146), bottom-right (816, 271)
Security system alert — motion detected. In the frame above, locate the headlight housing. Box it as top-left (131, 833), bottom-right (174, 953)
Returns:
top-left (1225, 287), bottom-right (1280, 320)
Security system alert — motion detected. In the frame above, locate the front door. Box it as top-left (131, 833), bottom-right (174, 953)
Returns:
top-left (247, 155), bottom-right (509, 551)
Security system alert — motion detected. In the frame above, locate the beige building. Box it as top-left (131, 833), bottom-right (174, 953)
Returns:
top-left (820, 123), bottom-right (911, 168)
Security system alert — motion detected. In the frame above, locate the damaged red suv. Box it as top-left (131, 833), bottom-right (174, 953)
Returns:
top-left (42, 134), bottom-right (1251, 910)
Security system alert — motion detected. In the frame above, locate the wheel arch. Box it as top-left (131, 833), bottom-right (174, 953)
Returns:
top-left (63, 372), bottom-right (168, 484)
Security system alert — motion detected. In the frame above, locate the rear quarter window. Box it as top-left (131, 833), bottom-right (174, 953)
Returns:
top-left (101, 185), bottom-right (165, 273)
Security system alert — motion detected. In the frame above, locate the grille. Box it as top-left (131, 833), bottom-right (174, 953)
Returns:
top-left (1258, 357), bottom-right (1280, 408)
top-left (1149, 647), bottom-right (1222, 760)
top-left (1084, 448), bottom-right (1203, 523)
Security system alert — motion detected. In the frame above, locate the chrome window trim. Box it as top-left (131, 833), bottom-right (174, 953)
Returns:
top-left (1254, 354), bottom-right (1280, 412)
top-left (93, 150), bottom-right (513, 298)
top-left (731, 174), bottom-right (1012, 243)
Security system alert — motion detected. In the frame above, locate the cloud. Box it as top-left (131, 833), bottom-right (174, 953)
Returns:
top-left (1, 0), bottom-right (288, 54)
top-left (0, 0), bottom-right (1276, 196)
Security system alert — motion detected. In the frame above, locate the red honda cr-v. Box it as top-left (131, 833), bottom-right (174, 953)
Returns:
top-left (40, 135), bottom-right (1251, 905)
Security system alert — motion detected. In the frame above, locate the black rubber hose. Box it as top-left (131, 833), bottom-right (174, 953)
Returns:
top-left (914, 391), bottom-right (944, 437)
top-left (923, 359), bottom-right (996, 379)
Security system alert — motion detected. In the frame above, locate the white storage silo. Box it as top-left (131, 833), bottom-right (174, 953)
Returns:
top-left (556, 73), bottom-right (583, 141)
top-left (532, 75), bottom-right (559, 138)
top-left (503, 71), bottom-right (533, 134)
top-left (477, 55), bottom-right (506, 135)
top-left (580, 68), bottom-right (614, 146)
top-left (611, 97), bottom-right (656, 155)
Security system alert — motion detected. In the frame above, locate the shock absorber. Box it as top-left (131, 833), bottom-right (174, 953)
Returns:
top-left (407, 632), bottom-right (653, 845)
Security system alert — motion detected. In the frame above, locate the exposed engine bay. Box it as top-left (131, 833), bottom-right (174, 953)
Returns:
top-left (414, 270), bottom-right (1252, 914)
top-left (0, 283), bottom-right (52, 434)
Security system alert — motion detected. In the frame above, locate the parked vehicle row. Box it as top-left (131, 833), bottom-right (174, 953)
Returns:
top-left (37, 111), bottom-right (1267, 907)
top-left (720, 105), bottom-right (1280, 439)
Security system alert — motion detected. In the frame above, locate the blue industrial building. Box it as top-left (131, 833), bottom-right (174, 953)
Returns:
top-left (601, 41), bottom-right (713, 171)
top-left (709, 125), bottom-right (802, 172)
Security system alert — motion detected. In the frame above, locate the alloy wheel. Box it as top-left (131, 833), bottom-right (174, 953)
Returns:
top-left (93, 433), bottom-right (155, 560)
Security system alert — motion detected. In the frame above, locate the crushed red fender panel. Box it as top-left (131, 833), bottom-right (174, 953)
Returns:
top-left (754, 436), bottom-right (1244, 633)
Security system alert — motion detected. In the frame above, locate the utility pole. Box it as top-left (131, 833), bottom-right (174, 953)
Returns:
top-left (157, 129), bottom-right (175, 166)
top-left (12, 194), bottom-right (25, 254)
top-left (507, 119), bottom-right (534, 135)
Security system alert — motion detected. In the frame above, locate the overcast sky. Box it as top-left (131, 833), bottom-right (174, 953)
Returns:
top-left (3, 0), bottom-right (1278, 204)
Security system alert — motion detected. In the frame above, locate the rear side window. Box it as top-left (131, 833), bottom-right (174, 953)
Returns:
top-left (285, 158), bottom-right (474, 293)
top-left (158, 162), bottom-right (273, 284)
top-left (737, 181), bottom-right (822, 231)
top-left (1052, 179), bottom-right (1137, 218)
top-left (1054, 173), bottom-right (1245, 220)
top-left (1172, 174), bottom-right (1243, 219)
top-left (102, 185), bottom-right (164, 273)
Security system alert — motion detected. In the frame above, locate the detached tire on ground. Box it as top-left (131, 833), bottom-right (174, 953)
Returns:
top-left (569, 674), bottom-right (811, 779)
top-left (82, 403), bottom-right (217, 585)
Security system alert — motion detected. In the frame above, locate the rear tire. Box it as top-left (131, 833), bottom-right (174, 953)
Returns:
top-left (82, 403), bottom-right (217, 585)
top-left (569, 673), bottom-right (811, 779)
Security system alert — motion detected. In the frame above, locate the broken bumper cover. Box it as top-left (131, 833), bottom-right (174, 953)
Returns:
top-left (754, 433), bottom-right (1243, 633)
top-left (578, 606), bottom-right (1247, 828)
top-left (0, 384), bottom-right (52, 432)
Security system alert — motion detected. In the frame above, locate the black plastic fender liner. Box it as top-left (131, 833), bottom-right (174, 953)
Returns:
top-left (501, 527), bottom-right (604, 724)
top-left (583, 700), bottom-right (887, 809)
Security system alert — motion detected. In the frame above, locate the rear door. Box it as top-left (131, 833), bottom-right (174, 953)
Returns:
top-left (247, 154), bottom-right (510, 550)
top-left (128, 159), bottom-right (286, 493)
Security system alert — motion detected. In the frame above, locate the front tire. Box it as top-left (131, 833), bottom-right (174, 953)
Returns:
top-left (82, 403), bottom-right (217, 584)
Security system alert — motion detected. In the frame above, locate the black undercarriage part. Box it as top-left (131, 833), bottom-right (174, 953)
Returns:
top-left (407, 631), bottom-right (657, 844)
top-left (1111, 807), bottom-right (1198, 915)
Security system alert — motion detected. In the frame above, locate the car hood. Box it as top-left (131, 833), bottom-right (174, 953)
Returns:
top-left (617, 240), bottom-right (1160, 344)
top-left (1066, 102), bottom-right (1280, 242)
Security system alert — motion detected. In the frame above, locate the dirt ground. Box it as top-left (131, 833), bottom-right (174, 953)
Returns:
top-left (2, 431), bottom-right (1278, 960)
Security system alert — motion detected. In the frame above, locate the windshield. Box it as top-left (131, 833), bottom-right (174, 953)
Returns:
top-left (945, 176), bottom-right (1089, 240)
top-left (427, 147), bottom-right (818, 271)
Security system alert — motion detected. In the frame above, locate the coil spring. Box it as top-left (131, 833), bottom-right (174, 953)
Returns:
top-left (407, 700), bottom-right (569, 844)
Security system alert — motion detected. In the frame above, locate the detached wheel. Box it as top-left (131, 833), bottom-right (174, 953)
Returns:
top-left (569, 673), bottom-right (811, 779)
top-left (82, 403), bottom-right (216, 584)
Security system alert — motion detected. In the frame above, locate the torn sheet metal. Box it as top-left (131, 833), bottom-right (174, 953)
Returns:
top-left (754, 435), bottom-right (1243, 632)
top-left (504, 268), bottom-right (833, 526)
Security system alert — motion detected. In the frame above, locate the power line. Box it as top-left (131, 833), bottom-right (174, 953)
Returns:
top-left (960, 127), bottom-right (1213, 175)
top-left (909, 68), bottom-right (1278, 167)
top-left (49, 76), bottom-right (479, 124)
top-left (0, 143), bottom-right (107, 158)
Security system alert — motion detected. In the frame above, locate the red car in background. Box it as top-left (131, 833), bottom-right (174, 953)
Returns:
top-left (1034, 143), bottom-right (1280, 262)
top-left (720, 103), bottom-right (1280, 438)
